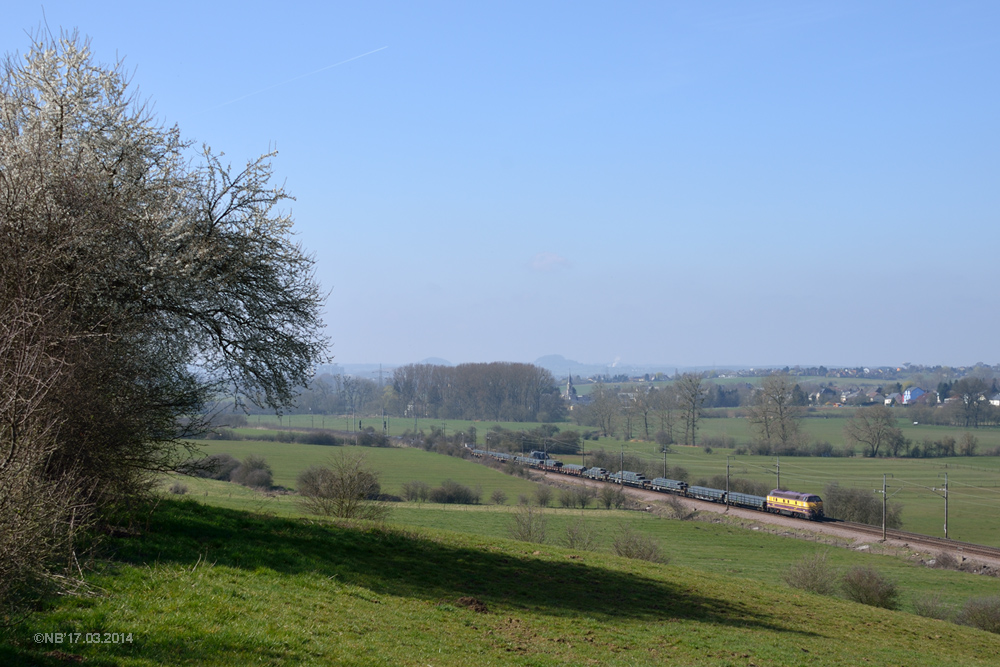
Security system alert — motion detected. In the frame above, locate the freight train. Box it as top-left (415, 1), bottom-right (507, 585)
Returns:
top-left (469, 448), bottom-right (824, 520)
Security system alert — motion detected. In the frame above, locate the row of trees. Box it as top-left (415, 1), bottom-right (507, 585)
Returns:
top-left (575, 373), bottom-right (708, 445)
top-left (388, 362), bottom-right (564, 422)
top-left (292, 373), bottom-right (384, 417)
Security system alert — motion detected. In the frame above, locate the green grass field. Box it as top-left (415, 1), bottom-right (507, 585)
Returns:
top-left (252, 409), bottom-right (1000, 454)
top-left (191, 441), bottom-right (545, 503)
top-left (169, 476), bottom-right (1000, 614)
top-left (187, 426), bottom-right (1000, 546)
top-left (4, 490), bottom-right (1000, 666)
top-left (564, 444), bottom-right (1000, 547)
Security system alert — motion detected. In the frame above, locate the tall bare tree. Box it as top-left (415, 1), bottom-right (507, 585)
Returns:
top-left (843, 405), bottom-right (902, 457)
top-left (953, 377), bottom-right (991, 429)
top-left (675, 373), bottom-right (707, 446)
top-left (588, 382), bottom-right (620, 437)
top-left (745, 373), bottom-right (803, 453)
top-left (651, 385), bottom-right (679, 444)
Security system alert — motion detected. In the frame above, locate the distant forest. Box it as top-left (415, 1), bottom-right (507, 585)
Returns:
top-left (288, 362), bottom-right (565, 423)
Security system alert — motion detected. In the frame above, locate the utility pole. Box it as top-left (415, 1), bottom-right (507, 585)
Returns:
top-left (776, 457), bottom-right (780, 490)
top-left (882, 474), bottom-right (887, 540)
top-left (620, 442), bottom-right (624, 485)
top-left (876, 474), bottom-right (894, 541)
top-left (932, 473), bottom-right (949, 539)
top-left (726, 455), bottom-right (731, 507)
top-left (663, 446), bottom-right (667, 479)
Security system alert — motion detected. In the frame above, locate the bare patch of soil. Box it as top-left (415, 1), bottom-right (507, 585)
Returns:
top-left (456, 596), bottom-right (489, 613)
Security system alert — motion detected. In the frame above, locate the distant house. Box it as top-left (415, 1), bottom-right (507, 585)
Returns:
top-left (903, 387), bottom-right (926, 405)
top-left (840, 387), bottom-right (861, 403)
top-left (884, 393), bottom-right (901, 406)
top-left (990, 393), bottom-right (1000, 408)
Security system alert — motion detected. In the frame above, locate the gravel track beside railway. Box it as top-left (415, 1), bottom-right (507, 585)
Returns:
top-left (539, 471), bottom-right (1000, 572)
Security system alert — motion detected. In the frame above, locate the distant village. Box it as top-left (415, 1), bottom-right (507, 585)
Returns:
top-left (561, 363), bottom-right (1000, 411)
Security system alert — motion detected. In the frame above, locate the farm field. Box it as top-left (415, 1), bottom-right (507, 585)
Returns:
top-left (246, 410), bottom-right (1000, 455)
top-left (563, 445), bottom-right (1000, 547)
top-left (191, 441), bottom-right (546, 502)
top-left (5, 492), bottom-right (1000, 666)
top-left (171, 476), bottom-right (1000, 614)
top-left (188, 433), bottom-right (1000, 546)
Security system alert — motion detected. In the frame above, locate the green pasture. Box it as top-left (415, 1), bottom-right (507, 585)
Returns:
top-left (562, 444), bottom-right (1000, 546)
top-left (189, 441), bottom-right (544, 503)
top-left (388, 505), bottom-right (1000, 612)
top-left (170, 476), bottom-right (1000, 616)
top-left (6, 498), bottom-right (1000, 666)
top-left (238, 414), bottom-right (553, 440)
top-left (247, 408), bottom-right (1000, 457)
top-left (189, 427), bottom-right (1000, 546)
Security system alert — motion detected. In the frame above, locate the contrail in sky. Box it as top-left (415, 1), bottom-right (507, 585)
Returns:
top-left (198, 46), bottom-right (388, 115)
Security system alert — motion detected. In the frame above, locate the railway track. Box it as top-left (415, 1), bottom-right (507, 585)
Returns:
top-left (832, 520), bottom-right (1000, 561)
top-left (540, 470), bottom-right (1000, 563)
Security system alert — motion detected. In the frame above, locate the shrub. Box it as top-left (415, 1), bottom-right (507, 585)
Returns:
top-left (912, 594), bottom-right (952, 621)
top-left (929, 551), bottom-right (959, 570)
top-left (667, 465), bottom-right (689, 482)
top-left (232, 455), bottom-right (274, 489)
top-left (824, 482), bottom-right (902, 528)
top-left (401, 480), bottom-right (430, 502)
top-left (296, 431), bottom-right (344, 446)
top-left (664, 494), bottom-right (696, 520)
top-left (956, 596), bottom-right (1000, 634)
top-left (558, 489), bottom-right (576, 508)
top-left (599, 485), bottom-right (626, 510)
top-left (182, 453), bottom-right (241, 481)
top-left (296, 452), bottom-right (388, 521)
top-left (507, 504), bottom-right (547, 544)
top-left (573, 486), bottom-right (596, 509)
top-left (429, 479), bottom-right (476, 504)
top-left (562, 522), bottom-right (599, 551)
top-left (355, 429), bottom-right (391, 447)
top-left (535, 485), bottom-right (553, 507)
top-left (611, 524), bottom-right (667, 563)
top-left (841, 566), bottom-right (900, 609)
top-left (490, 489), bottom-right (508, 505)
top-left (517, 494), bottom-right (530, 505)
top-left (169, 482), bottom-right (189, 495)
top-left (782, 552), bottom-right (837, 595)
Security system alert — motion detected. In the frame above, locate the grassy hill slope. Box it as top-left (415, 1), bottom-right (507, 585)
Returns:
top-left (3, 499), bottom-right (999, 666)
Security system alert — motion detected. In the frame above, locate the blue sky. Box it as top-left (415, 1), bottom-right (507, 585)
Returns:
top-left (5, 2), bottom-right (998, 368)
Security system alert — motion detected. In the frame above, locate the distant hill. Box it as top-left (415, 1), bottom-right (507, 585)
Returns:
top-left (419, 357), bottom-right (453, 366)
top-left (533, 354), bottom-right (622, 378)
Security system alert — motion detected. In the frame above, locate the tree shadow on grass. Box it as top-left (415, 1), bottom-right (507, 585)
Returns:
top-left (102, 500), bottom-right (812, 634)
top-left (3, 499), bottom-right (824, 665)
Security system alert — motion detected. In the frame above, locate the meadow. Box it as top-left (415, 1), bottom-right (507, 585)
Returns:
top-left (199, 420), bottom-right (1000, 547)
top-left (5, 474), bottom-right (1000, 666)
top-left (169, 475), bottom-right (1000, 612)
top-left (192, 440), bottom-right (546, 503)
top-left (255, 409), bottom-right (1000, 455)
